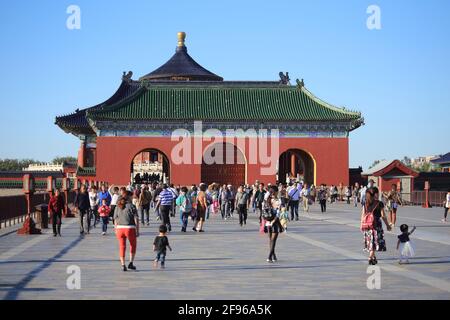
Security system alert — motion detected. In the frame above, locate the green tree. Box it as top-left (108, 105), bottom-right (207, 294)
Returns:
top-left (0, 159), bottom-right (40, 171)
top-left (369, 160), bottom-right (381, 169)
top-left (52, 156), bottom-right (77, 165)
top-left (401, 156), bottom-right (412, 167)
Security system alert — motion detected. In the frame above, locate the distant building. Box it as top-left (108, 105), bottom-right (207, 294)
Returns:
top-left (55, 32), bottom-right (364, 186)
top-left (362, 160), bottom-right (419, 202)
top-left (430, 152), bottom-right (450, 173)
top-left (411, 155), bottom-right (439, 169)
top-left (23, 163), bottom-right (76, 178)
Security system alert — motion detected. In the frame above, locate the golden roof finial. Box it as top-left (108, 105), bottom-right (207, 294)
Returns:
top-left (177, 32), bottom-right (186, 47)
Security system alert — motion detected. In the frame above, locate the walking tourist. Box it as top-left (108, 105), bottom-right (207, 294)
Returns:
top-left (360, 185), bottom-right (367, 207)
top-left (176, 186), bottom-right (193, 232)
top-left (169, 184), bottom-right (178, 217)
top-left (318, 184), bottom-right (327, 213)
top-left (279, 207), bottom-right (289, 232)
top-left (288, 182), bottom-right (300, 220)
top-left (138, 184), bottom-right (152, 226)
top-left (263, 185), bottom-right (283, 263)
top-left (48, 189), bottom-right (64, 237)
top-left (383, 184), bottom-right (403, 228)
top-left (193, 183), bottom-right (208, 232)
top-left (397, 224), bottom-right (416, 264)
top-left (114, 197), bottom-right (139, 271)
top-left (88, 186), bottom-right (99, 228)
top-left (279, 184), bottom-right (288, 208)
top-left (220, 184), bottom-right (231, 219)
top-left (189, 185), bottom-right (198, 221)
top-left (155, 184), bottom-right (175, 232)
top-left (310, 184), bottom-right (317, 203)
top-left (360, 188), bottom-right (380, 265)
top-left (108, 186), bottom-right (119, 224)
top-left (371, 187), bottom-right (391, 251)
top-left (235, 185), bottom-right (249, 226)
top-left (301, 183), bottom-right (310, 213)
top-left (98, 198), bottom-right (111, 235)
top-left (345, 186), bottom-right (352, 204)
top-left (352, 183), bottom-right (360, 207)
top-left (153, 224), bottom-right (172, 269)
top-left (74, 185), bottom-right (90, 235)
top-left (443, 190), bottom-right (450, 223)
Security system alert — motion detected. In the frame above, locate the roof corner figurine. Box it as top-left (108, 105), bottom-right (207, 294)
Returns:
top-left (279, 72), bottom-right (290, 85)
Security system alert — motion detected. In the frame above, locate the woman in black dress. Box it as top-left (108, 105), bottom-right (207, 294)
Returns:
top-left (264, 185), bottom-right (283, 263)
top-left (372, 187), bottom-right (391, 253)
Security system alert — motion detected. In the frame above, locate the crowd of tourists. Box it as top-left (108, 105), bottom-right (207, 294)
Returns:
top-left (43, 178), bottom-right (441, 271)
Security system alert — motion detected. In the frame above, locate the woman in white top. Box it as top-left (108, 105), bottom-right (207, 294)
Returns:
top-left (443, 190), bottom-right (450, 223)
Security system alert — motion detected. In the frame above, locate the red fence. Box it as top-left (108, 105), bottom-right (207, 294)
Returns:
top-left (410, 191), bottom-right (447, 207)
top-left (0, 191), bottom-right (76, 229)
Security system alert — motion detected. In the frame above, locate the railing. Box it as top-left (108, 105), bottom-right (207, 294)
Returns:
top-left (0, 191), bottom-right (76, 229)
top-left (0, 178), bottom-right (73, 190)
top-left (410, 191), bottom-right (447, 207)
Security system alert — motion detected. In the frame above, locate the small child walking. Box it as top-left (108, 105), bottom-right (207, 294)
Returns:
top-left (98, 199), bottom-right (111, 235)
top-left (279, 207), bottom-right (289, 232)
top-left (153, 225), bottom-right (172, 269)
top-left (397, 224), bottom-right (416, 264)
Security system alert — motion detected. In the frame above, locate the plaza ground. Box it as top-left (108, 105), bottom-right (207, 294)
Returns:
top-left (0, 202), bottom-right (449, 300)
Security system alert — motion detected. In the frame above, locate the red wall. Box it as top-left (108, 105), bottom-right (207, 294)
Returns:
top-left (96, 136), bottom-right (349, 186)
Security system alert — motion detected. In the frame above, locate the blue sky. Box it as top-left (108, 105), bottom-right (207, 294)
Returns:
top-left (0, 0), bottom-right (449, 169)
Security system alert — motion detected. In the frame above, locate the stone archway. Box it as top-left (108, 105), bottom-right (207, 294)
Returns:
top-left (201, 142), bottom-right (246, 186)
top-left (278, 149), bottom-right (315, 185)
top-left (130, 148), bottom-right (170, 184)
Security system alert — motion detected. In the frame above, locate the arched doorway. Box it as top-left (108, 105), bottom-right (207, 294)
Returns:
top-left (130, 149), bottom-right (170, 184)
top-left (201, 142), bottom-right (246, 186)
top-left (278, 149), bottom-right (315, 185)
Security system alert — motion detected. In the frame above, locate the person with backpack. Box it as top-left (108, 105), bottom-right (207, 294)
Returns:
top-left (235, 185), bottom-right (250, 226)
top-left (176, 186), bottom-right (193, 232)
top-left (360, 188), bottom-right (387, 265)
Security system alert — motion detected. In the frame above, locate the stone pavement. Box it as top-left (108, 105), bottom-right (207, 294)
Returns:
top-left (0, 202), bottom-right (449, 300)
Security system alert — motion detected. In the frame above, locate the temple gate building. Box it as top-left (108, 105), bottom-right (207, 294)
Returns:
top-left (56, 32), bottom-right (363, 186)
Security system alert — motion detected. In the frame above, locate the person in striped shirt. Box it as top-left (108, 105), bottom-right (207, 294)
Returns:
top-left (155, 184), bottom-right (175, 232)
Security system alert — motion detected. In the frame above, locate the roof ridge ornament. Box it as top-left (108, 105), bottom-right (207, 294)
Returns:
top-left (122, 71), bottom-right (133, 82)
top-left (279, 72), bottom-right (290, 85)
top-left (178, 32), bottom-right (186, 47)
top-left (296, 78), bottom-right (305, 89)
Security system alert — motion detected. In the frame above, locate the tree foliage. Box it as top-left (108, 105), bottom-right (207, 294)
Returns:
top-left (52, 156), bottom-right (77, 165)
top-left (0, 159), bottom-right (40, 171)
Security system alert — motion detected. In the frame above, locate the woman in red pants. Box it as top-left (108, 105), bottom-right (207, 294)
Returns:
top-left (114, 197), bottom-right (139, 271)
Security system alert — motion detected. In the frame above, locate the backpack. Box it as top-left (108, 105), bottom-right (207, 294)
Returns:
top-left (361, 206), bottom-right (375, 231)
top-left (262, 208), bottom-right (275, 221)
top-left (180, 195), bottom-right (192, 213)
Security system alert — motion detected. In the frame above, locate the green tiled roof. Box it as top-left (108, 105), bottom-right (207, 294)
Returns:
top-left (76, 167), bottom-right (96, 176)
top-left (87, 84), bottom-right (362, 123)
